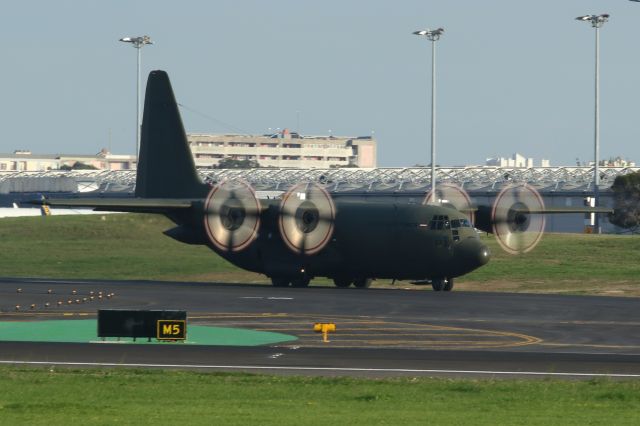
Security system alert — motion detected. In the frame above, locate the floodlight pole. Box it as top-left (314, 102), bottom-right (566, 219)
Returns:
top-left (576, 15), bottom-right (608, 233)
top-left (119, 35), bottom-right (153, 161)
top-left (413, 28), bottom-right (444, 203)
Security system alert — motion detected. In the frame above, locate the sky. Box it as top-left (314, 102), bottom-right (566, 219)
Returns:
top-left (1, 0), bottom-right (639, 168)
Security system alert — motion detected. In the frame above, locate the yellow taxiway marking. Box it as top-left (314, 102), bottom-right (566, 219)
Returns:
top-left (299, 340), bottom-right (527, 347)
top-left (259, 331), bottom-right (514, 337)
top-left (194, 312), bottom-right (543, 350)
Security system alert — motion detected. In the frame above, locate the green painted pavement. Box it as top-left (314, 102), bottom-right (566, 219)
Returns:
top-left (0, 320), bottom-right (297, 346)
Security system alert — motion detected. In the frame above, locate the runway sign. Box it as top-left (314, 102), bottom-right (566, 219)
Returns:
top-left (157, 320), bottom-right (187, 340)
top-left (97, 310), bottom-right (187, 340)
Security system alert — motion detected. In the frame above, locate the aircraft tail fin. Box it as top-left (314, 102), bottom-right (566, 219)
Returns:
top-left (135, 70), bottom-right (209, 199)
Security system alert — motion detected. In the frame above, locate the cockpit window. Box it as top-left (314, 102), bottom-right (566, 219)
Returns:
top-left (429, 215), bottom-right (450, 230)
top-left (451, 218), bottom-right (471, 229)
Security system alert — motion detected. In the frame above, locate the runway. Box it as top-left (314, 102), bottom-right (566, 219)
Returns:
top-left (1, 277), bottom-right (640, 378)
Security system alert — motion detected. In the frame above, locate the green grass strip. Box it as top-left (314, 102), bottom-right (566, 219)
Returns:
top-left (0, 367), bottom-right (639, 425)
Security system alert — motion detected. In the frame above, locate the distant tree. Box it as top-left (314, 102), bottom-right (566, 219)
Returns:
top-left (330, 163), bottom-right (359, 169)
top-left (609, 171), bottom-right (640, 231)
top-left (215, 158), bottom-right (260, 169)
top-left (59, 162), bottom-right (98, 171)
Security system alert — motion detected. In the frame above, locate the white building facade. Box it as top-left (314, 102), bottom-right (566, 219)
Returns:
top-left (188, 130), bottom-right (377, 169)
top-left (0, 149), bottom-right (136, 172)
top-left (486, 153), bottom-right (549, 168)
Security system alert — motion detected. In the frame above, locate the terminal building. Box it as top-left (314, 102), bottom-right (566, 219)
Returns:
top-left (0, 130), bottom-right (377, 172)
top-left (187, 129), bottom-right (377, 169)
top-left (486, 153), bottom-right (550, 168)
top-left (0, 149), bottom-right (136, 172)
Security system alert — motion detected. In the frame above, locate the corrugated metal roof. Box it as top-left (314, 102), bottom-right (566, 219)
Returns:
top-left (0, 166), bottom-right (637, 194)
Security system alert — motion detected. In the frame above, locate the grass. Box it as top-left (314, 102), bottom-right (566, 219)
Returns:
top-left (0, 214), bottom-right (255, 282)
top-left (0, 214), bottom-right (639, 295)
top-left (457, 233), bottom-right (640, 295)
top-left (0, 367), bottom-right (639, 425)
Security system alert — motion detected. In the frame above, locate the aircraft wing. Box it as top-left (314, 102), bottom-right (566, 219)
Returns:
top-left (514, 206), bottom-right (614, 214)
top-left (460, 206), bottom-right (613, 214)
top-left (30, 198), bottom-right (194, 213)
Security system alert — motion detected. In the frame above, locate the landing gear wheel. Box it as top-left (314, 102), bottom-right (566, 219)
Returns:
top-left (271, 277), bottom-right (290, 287)
top-left (443, 278), bottom-right (454, 292)
top-left (333, 278), bottom-right (352, 288)
top-left (432, 279), bottom-right (445, 292)
top-left (291, 277), bottom-right (311, 288)
top-left (353, 278), bottom-right (372, 289)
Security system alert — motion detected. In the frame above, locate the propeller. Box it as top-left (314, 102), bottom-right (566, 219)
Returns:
top-left (279, 182), bottom-right (336, 255)
top-left (203, 180), bottom-right (261, 252)
top-left (491, 183), bottom-right (545, 254)
top-left (424, 183), bottom-right (475, 224)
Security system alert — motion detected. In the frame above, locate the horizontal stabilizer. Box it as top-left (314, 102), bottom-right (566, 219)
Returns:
top-left (30, 198), bottom-right (193, 213)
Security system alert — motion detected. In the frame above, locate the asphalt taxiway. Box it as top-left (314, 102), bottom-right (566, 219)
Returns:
top-left (1, 278), bottom-right (639, 378)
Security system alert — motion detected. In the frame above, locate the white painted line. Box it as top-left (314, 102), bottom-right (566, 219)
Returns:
top-left (0, 360), bottom-right (638, 378)
top-left (267, 297), bottom-right (294, 300)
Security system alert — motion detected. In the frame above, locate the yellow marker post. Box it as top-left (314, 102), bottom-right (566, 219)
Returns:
top-left (313, 323), bottom-right (336, 343)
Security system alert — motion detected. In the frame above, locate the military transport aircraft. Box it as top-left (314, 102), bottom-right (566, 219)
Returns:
top-left (37, 70), bottom-right (608, 291)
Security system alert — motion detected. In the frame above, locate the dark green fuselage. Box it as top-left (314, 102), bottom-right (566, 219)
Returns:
top-left (180, 199), bottom-right (490, 282)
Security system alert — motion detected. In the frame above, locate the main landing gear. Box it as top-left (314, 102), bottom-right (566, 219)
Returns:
top-left (332, 278), bottom-right (373, 289)
top-left (431, 278), bottom-right (454, 292)
top-left (270, 277), bottom-right (311, 288)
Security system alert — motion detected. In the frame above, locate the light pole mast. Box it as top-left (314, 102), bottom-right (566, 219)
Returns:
top-left (119, 35), bottom-right (153, 161)
top-left (413, 28), bottom-right (444, 203)
top-left (576, 14), bottom-right (608, 233)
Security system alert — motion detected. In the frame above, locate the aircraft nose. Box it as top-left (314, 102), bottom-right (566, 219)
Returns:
top-left (455, 238), bottom-right (491, 270)
top-left (477, 242), bottom-right (491, 266)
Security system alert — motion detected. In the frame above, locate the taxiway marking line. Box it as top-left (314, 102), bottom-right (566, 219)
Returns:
top-left (293, 341), bottom-right (535, 348)
top-left (541, 342), bottom-right (640, 350)
top-left (0, 360), bottom-right (638, 378)
top-left (260, 332), bottom-right (519, 337)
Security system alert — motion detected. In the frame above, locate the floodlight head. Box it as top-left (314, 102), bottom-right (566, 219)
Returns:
top-left (575, 14), bottom-right (609, 28)
top-left (119, 35), bottom-right (153, 47)
top-left (413, 28), bottom-right (444, 41)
